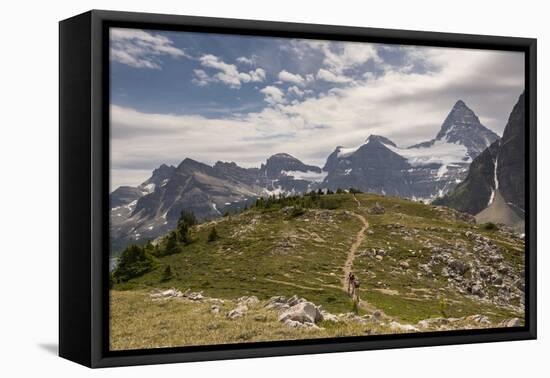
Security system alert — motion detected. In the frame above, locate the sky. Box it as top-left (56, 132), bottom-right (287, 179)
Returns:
top-left (110, 27), bottom-right (524, 191)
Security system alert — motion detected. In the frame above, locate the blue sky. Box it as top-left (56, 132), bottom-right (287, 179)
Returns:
top-left (110, 28), bottom-right (524, 190)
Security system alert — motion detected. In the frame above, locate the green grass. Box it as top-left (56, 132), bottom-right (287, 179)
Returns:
top-left (118, 203), bottom-right (362, 314)
top-left (112, 192), bottom-right (525, 348)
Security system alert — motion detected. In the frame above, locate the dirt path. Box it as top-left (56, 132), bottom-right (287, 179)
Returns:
top-left (264, 278), bottom-right (325, 292)
top-left (341, 195), bottom-right (369, 292)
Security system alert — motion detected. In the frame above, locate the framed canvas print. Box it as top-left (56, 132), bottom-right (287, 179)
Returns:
top-left (59, 10), bottom-right (537, 368)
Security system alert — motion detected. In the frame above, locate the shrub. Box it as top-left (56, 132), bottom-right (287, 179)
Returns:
top-left (481, 222), bottom-right (499, 231)
top-left (163, 232), bottom-right (181, 256)
top-left (113, 245), bottom-right (157, 282)
top-left (161, 265), bottom-right (173, 282)
top-left (289, 206), bottom-right (306, 218)
top-left (208, 226), bottom-right (219, 242)
top-left (319, 197), bottom-right (342, 210)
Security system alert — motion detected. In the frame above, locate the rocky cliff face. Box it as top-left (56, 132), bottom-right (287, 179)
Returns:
top-left (434, 93), bottom-right (525, 226)
top-left (497, 93), bottom-right (525, 216)
top-left (432, 141), bottom-right (500, 214)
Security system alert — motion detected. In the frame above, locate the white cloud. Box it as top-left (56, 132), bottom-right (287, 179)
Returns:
top-left (278, 70), bottom-right (305, 85)
top-left (249, 68), bottom-right (267, 82)
top-left (236, 56), bottom-right (256, 65)
top-left (112, 45), bottom-right (524, 189)
top-left (110, 28), bottom-right (186, 69)
top-left (291, 40), bottom-right (382, 74)
top-left (288, 85), bottom-right (305, 97)
top-left (316, 68), bottom-right (353, 83)
top-left (260, 85), bottom-right (286, 105)
top-left (197, 54), bottom-right (266, 88)
top-left (191, 69), bottom-right (210, 86)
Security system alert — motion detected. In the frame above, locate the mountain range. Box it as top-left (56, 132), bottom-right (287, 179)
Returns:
top-left (110, 98), bottom-right (512, 253)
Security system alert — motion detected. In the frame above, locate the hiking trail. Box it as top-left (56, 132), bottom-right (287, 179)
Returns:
top-left (341, 195), bottom-right (369, 292)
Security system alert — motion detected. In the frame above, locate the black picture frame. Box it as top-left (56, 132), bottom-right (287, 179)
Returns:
top-left (59, 9), bottom-right (537, 368)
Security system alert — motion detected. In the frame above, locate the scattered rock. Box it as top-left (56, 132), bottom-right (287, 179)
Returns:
top-left (320, 310), bottom-right (340, 323)
top-left (187, 291), bottom-right (204, 301)
top-left (265, 296), bottom-right (289, 311)
top-left (470, 284), bottom-right (484, 297)
top-left (448, 260), bottom-right (469, 276)
top-left (287, 295), bottom-right (306, 307)
top-left (150, 288), bottom-right (183, 299)
top-left (466, 314), bottom-right (491, 324)
top-left (238, 296), bottom-right (259, 306)
top-left (499, 318), bottom-right (521, 328)
top-left (279, 301), bottom-right (323, 324)
top-left (390, 321), bottom-right (419, 332)
top-left (369, 203), bottom-right (386, 215)
top-left (254, 314), bottom-right (267, 322)
top-left (283, 319), bottom-right (321, 329)
top-left (399, 261), bottom-right (410, 269)
top-left (211, 305), bottom-right (220, 314)
top-left (227, 304), bottom-right (248, 319)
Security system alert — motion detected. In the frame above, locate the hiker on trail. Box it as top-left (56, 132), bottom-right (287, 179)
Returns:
top-left (352, 278), bottom-right (361, 302)
top-left (347, 272), bottom-right (356, 295)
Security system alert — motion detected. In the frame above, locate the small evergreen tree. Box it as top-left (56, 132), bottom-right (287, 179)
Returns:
top-left (161, 265), bottom-right (173, 282)
top-left (208, 226), bottom-right (219, 242)
top-left (175, 210), bottom-right (196, 244)
top-left (179, 210), bottom-right (197, 226)
top-left (164, 232), bottom-right (180, 255)
top-left (113, 245), bottom-right (157, 282)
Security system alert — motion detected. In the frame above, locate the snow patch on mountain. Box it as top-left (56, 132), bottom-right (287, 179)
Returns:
top-left (384, 138), bottom-right (470, 176)
top-left (336, 139), bottom-right (371, 158)
top-left (281, 170), bottom-right (328, 182)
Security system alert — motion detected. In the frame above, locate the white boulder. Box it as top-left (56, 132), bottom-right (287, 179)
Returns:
top-left (279, 301), bottom-right (323, 324)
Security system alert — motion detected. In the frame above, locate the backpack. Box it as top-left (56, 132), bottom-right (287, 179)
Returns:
top-left (353, 280), bottom-right (360, 288)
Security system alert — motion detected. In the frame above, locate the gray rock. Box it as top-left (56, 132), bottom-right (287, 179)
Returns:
top-left (237, 296), bottom-right (259, 306)
top-left (227, 304), bottom-right (248, 319)
top-left (187, 291), bottom-right (204, 301)
top-left (499, 318), bottom-right (521, 328)
top-left (449, 260), bottom-right (469, 275)
top-left (254, 314), bottom-right (267, 322)
top-left (370, 203), bottom-right (386, 215)
top-left (390, 321), bottom-right (419, 332)
top-left (466, 314), bottom-right (491, 324)
top-left (321, 310), bottom-right (340, 323)
top-left (279, 301), bottom-right (323, 324)
top-left (150, 288), bottom-right (183, 299)
top-left (470, 284), bottom-right (484, 297)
